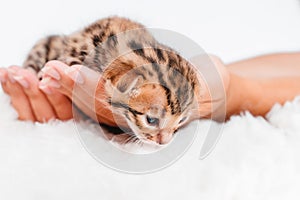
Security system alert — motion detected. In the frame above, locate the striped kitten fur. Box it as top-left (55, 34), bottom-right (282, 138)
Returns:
top-left (23, 16), bottom-right (201, 145)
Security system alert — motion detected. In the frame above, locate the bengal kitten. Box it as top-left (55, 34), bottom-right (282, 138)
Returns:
top-left (23, 16), bottom-right (201, 145)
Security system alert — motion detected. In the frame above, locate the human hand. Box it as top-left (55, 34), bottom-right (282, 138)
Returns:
top-left (0, 66), bottom-right (73, 122)
top-left (39, 60), bottom-right (117, 127)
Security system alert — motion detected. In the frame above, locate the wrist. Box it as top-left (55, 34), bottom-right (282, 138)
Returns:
top-left (225, 73), bottom-right (263, 118)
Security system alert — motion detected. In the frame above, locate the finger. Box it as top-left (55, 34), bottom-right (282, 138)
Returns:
top-left (12, 68), bottom-right (57, 122)
top-left (47, 92), bottom-right (73, 120)
top-left (4, 66), bottom-right (23, 93)
top-left (43, 60), bottom-right (103, 98)
top-left (39, 73), bottom-right (97, 122)
top-left (41, 60), bottom-right (75, 98)
top-left (38, 80), bottom-right (73, 120)
top-left (40, 78), bottom-right (100, 122)
top-left (0, 68), bottom-right (9, 94)
top-left (42, 61), bottom-right (104, 121)
top-left (5, 68), bottom-right (36, 121)
top-left (43, 61), bottom-right (117, 126)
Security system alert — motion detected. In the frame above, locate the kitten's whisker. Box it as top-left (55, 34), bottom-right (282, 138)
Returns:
top-left (137, 139), bottom-right (144, 147)
top-left (121, 135), bottom-right (136, 144)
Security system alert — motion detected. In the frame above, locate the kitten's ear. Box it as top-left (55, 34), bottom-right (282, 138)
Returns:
top-left (104, 79), bottom-right (124, 101)
top-left (104, 79), bottom-right (116, 95)
top-left (105, 76), bottom-right (143, 101)
top-left (124, 75), bottom-right (143, 98)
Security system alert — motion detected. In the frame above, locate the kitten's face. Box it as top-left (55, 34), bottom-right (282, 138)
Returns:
top-left (123, 83), bottom-right (191, 145)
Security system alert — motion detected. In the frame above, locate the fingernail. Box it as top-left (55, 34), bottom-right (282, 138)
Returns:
top-left (39, 85), bottom-right (52, 95)
top-left (41, 67), bottom-right (61, 80)
top-left (65, 68), bottom-right (84, 84)
top-left (7, 68), bottom-right (17, 74)
top-left (40, 77), bottom-right (50, 86)
top-left (40, 77), bottom-right (61, 88)
top-left (0, 77), bottom-right (5, 83)
top-left (13, 75), bottom-right (29, 88)
top-left (7, 74), bottom-right (16, 83)
top-left (7, 68), bottom-right (17, 83)
top-left (0, 71), bottom-right (6, 83)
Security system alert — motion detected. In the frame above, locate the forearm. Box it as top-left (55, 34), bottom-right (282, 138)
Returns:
top-left (227, 52), bottom-right (300, 79)
top-left (226, 72), bottom-right (300, 118)
top-left (224, 52), bottom-right (300, 117)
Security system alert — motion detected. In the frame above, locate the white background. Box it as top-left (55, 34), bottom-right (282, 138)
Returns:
top-left (0, 0), bottom-right (299, 67)
top-left (0, 0), bottom-right (300, 199)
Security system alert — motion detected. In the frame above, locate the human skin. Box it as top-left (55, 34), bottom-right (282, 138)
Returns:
top-left (226, 52), bottom-right (300, 117)
top-left (0, 52), bottom-right (299, 123)
top-left (0, 66), bottom-right (73, 122)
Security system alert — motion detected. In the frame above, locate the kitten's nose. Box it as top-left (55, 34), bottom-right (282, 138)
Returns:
top-left (156, 132), bottom-right (172, 145)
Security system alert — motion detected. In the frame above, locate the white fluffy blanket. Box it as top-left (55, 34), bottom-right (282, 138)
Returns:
top-left (1, 86), bottom-right (300, 199)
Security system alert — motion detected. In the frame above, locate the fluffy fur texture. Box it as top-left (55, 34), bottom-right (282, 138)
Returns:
top-left (1, 87), bottom-right (300, 199)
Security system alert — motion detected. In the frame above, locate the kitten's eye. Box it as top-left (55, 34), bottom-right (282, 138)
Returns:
top-left (146, 116), bottom-right (159, 126)
top-left (179, 117), bottom-right (187, 124)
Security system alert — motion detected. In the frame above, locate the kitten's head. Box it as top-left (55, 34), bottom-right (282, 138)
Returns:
top-left (104, 43), bottom-right (198, 145)
top-left (126, 83), bottom-right (192, 145)
top-left (106, 75), bottom-right (195, 145)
